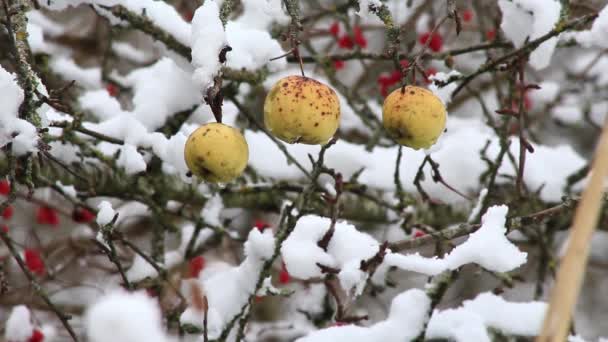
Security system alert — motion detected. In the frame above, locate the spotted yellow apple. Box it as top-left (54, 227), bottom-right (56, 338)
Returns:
top-left (382, 85), bottom-right (447, 149)
top-left (184, 122), bottom-right (248, 183)
top-left (264, 75), bottom-right (340, 145)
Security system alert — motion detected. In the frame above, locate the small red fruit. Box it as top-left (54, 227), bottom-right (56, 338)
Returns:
top-left (254, 220), bottom-right (271, 231)
top-left (72, 207), bottom-right (95, 223)
top-left (0, 180), bottom-right (10, 195)
top-left (24, 249), bottom-right (46, 276)
top-left (36, 206), bottom-right (59, 226)
top-left (184, 11), bottom-right (194, 22)
top-left (413, 229), bottom-right (426, 238)
top-left (28, 329), bottom-right (44, 342)
top-left (337, 35), bottom-right (354, 49)
top-left (486, 29), bottom-right (496, 41)
top-left (424, 67), bottom-right (438, 84)
top-left (1, 205), bottom-right (13, 220)
top-left (106, 83), bottom-right (119, 97)
top-left (462, 9), bottom-right (473, 22)
top-left (419, 32), bottom-right (443, 52)
top-left (329, 22), bottom-right (340, 37)
top-left (278, 263), bottom-right (290, 284)
top-left (353, 26), bottom-right (367, 48)
top-left (1, 225), bottom-right (8, 233)
top-left (189, 255), bottom-right (206, 278)
top-left (333, 60), bottom-right (345, 70)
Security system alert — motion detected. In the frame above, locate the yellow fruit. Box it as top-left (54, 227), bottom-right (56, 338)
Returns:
top-left (382, 85), bottom-right (447, 150)
top-left (264, 75), bottom-right (340, 145)
top-left (184, 123), bottom-right (249, 183)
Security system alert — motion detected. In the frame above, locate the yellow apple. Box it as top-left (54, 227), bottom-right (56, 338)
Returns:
top-left (264, 75), bottom-right (340, 145)
top-left (382, 85), bottom-right (447, 149)
top-left (184, 122), bottom-right (249, 183)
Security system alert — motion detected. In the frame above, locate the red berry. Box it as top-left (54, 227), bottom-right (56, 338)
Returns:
top-left (24, 249), bottom-right (45, 276)
top-left (72, 207), bottom-right (95, 223)
top-left (36, 206), bottom-right (59, 226)
top-left (524, 96), bottom-right (532, 110)
top-left (0, 180), bottom-right (10, 195)
top-left (333, 60), bottom-right (345, 70)
top-left (184, 11), bottom-right (194, 22)
top-left (1, 205), bottom-right (13, 220)
top-left (278, 263), bottom-right (290, 284)
top-left (424, 67), bottom-right (438, 84)
top-left (413, 229), bottom-right (426, 238)
top-left (254, 219), bottom-right (271, 231)
top-left (329, 22), bottom-right (340, 37)
top-left (389, 70), bottom-right (402, 83)
top-left (418, 32), bottom-right (443, 52)
top-left (400, 59), bottom-right (410, 68)
top-left (189, 256), bottom-right (206, 278)
top-left (486, 29), bottom-right (496, 41)
top-left (28, 329), bottom-right (44, 342)
top-left (377, 75), bottom-right (392, 86)
top-left (106, 83), bottom-right (119, 97)
top-left (1, 225), bottom-right (8, 233)
top-left (146, 288), bottom-right (158, 297)
top-left (337, 35), bottom-right (354, 49)
top-left (353, 26), bottom-right (367, 48)
top-left (462, 9), bottom-right (473, 22)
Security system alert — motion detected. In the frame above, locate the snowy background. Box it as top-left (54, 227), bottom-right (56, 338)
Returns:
top-left (1, 0), bottom-right (608, 341)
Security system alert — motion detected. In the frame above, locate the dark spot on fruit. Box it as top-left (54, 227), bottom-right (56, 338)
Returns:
top-left (283, 83), bottom-right (288, 87)
top-left (410, 91), bottom-right (415, 95)
top-left (314, 122), bottom-right (319, 127)
top-left (279, 108), bottom-right (283, 112)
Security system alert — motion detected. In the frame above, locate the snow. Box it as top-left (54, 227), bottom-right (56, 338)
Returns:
top-left (568, 4), bottom-right (608, 48)
top-left (245, 116), bottom-right (585, 204)
top-left (41, 0), bottom-right (190, 47)
top-left (429, 70), bottom-right (461, 104)
top-left (191, 0), bottom-right (226, 90)
top-left (0, 66), bottom-right (38, 156)
top-left (426, 292), bottom-right (547, 341)
top-left (179, 223), bottom-right (214, 252)
top-left (529, 81), bottom-right (560, 107)
top-left (112, 41), bottom-right (154, 64)
top-left (180, 229), bottom-right (275, 338)
top-left (296, 289), bottom-right (430, 342)
top-left (356, 0), bottom-right (384, 19)
top-left (56, 181), bottom-right (78, 199)
top-left (225, 22), bottom-right (287, 72)
top-left (85, 290), bottom-right (171, 342)
top-left (124, 58), bottom-right (201, 130)
top-left (126, 251), bottom-right (182, 282)
top-left (50, 56), bottom-right (102, 89)
top-left (236, 0), bottom-right (289, 30)
top-left (4, 305), bottom-right (34, 342)
top-left (96, 201), bottom-right (116, 226)
top-left (117, 143), bottom-right (147, 174)
top-left (445, 205), bottom-right (527, 272)
top-left (79, 89), bottom-right (125, 121)
top-left (498, 0), bottom-right (561, 70)
top-left (468, 188), bottom-right (488, 223)
top-left (281, 215), bottom-right (380, 294)
top-left (201, 194), bottom-right (223, 226)
top-left (386, 205), bottom-right (527, 275)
